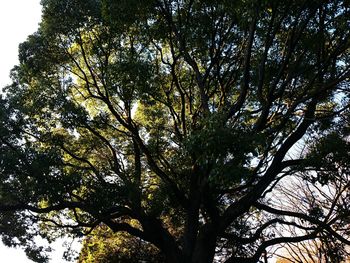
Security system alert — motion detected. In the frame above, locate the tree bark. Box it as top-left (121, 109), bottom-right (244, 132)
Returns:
top-left (191, 223), bottom-right (217, 263)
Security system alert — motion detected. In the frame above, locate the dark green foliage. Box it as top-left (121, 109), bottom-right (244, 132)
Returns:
top-left (1, 0), bottom-right (350, 262)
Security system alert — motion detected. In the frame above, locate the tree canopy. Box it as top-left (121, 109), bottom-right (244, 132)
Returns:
top-left (1, 0), bottom-right (350, 262)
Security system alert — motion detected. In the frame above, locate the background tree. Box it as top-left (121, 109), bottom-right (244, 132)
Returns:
top-left (1, 0), bottom-right (350, 262)
top-left (78, 224), bottom-right (164, 263)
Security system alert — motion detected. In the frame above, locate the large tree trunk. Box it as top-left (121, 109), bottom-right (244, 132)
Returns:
top-left (141, 217), bottom-right (185, 263)
top-left (190, 224), bottom-right (218, 263)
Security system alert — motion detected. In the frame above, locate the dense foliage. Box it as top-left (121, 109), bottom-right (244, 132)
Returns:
top-left (78, 225), bottom-right (163, 263)
top-left (1, 0), bottom-right (350, 262)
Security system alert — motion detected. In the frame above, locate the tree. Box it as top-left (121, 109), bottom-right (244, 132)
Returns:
top-left (1, 0), bottom-right (350, 262)
top-left (78, 224), bottom-right (164, 263)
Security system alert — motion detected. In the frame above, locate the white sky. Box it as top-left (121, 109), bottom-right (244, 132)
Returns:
top-left (0, 0), bottom-right (41, 87)
top-left (0, 1), bottom-right (79, 262)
